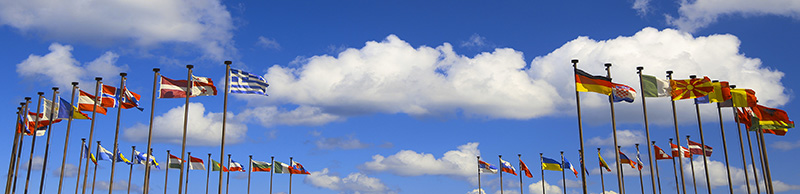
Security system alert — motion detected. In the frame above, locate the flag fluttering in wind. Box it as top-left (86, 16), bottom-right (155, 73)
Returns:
top-left (133, 150), bottom-right (160, 169)
top-left (575, 68), bottom-right (613, 95)
top-left (499, 159), bottom-right (517, 175)
top-left (562, 158), bottom-right (578, 178)
top-left (641, 74), bottom-right (670, 97)
top-left (212, 160), bottom-right (229, 172)
top-left (78, 90), bottom-right (107, 115)
top-left (738, 106), bottom-right (794, 136)
top-left (670, 76), bottom-right (714, 101)
top-left (57, 98), bottom-right (90, 120)
top-left (612, 83), bottom-right (637, 103)
top-left (619, 151), bottom-right (636, 168)
top-left (654, 145), bottom-right (672, 160)
top-left (598, 153), bottom-right (611, 172)
top-left (541, 157), bottom-right (562, 171)
top-left (168, 154), bottom-right (183, 169)
top-left (251, 160), bottom-right (271, 172)
top-left (636, 150), bottom-right (644, 171)
top-left (102, 85), bottom-right (143, 110)
top-left (188, 156), bottom-right (205, 170)
top-left (670, 143), bottom-right (692, 158)
top-left (519, 159), bottom-right (533, 178)
top-left (229, 160), bottom-right (246, 172)
top-left (83, 143), bottom-right (97, 165)
top-left (159, 75), bottom-right (218, 98)
top-left (290, 161), bottom-right (311, 175)
top-left (722, 89), bottom-right (757, 108)
top-left (688, 140), bottom-right (713, 156)
top-left (229, 68), bottom-right (270, 95)
top-left (478, 160), bottom-right (498, 174)
top-left (273, 161), bottom-right (291, 174)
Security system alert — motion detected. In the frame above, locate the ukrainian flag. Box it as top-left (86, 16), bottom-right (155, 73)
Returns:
top-left (541, 157), bottom-right (562, 171)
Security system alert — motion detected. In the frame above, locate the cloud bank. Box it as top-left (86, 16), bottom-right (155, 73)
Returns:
top-left (666, 0), bottom-right (800, 32)
top-left (123, 102), bottom-right (247, 146)
top-left (305, 168), bottom-right (395, 194)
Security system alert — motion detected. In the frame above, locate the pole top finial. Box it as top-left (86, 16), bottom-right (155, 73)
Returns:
top-left (81, 138), bottom-right (86, 141)
top-left (153, 68), bottom-right (160, 72)
top-left (730, 85), bottom-right (736, 89)
top-left (652, 141), bottom-right (656, 144)
top-left (635, 143), bottom-right (639, 146)
top-left (229, 154), bottom-right (232, 156)
top-left (95, 77), bottom-right (102, 81)
top-left (477, 156), bottom-right (480, 159)
top-left (518, 153), bottom-right (521, 157)
top-left (19, 102), bottom-right (25, 106)
top-left (132, 146), bottom-right (136, 148)
top-left (617, 146), bottom-right (621, 148)
top-left (666, 70), bottom-right (673, 75)
top-left (187, 64), bottom-right (194, 69)
top-left (25, 97), bottom-right (31, 101)
top-left (597, 148), bottom-right (601, 151)
top-left (604, 63), bottom-right (612, 67)
top-left (689, 75), bottom-right (697, 79)
top-left (37, 92), bottom-right (44, 95)
top-left (686, 135), bottom-right (690, 138)
top-left (72, 82), bottom-right (79, 86)
top-left (120, 72), bottom-right (127, 77)
top-left (52, 87), bottom-right (58, 91)
top-left (224, 61), bottom-right (232, 65)
top-left (571, 59), bottom-right (579, 63)
top-left (498, 155), bottom-right (502, 158)
top-left (636, 66), bottom-right (644, 71)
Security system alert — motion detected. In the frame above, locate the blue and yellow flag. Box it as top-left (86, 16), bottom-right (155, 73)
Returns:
top-left (541, 157), bottom-right (562, 171)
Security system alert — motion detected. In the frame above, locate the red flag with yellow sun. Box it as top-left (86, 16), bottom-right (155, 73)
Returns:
top-left (670, 76), bottom-right (714, 101)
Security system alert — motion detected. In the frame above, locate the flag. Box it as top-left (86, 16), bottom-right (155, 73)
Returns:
top-left (670, 143), bottom-right (691, 158)
top-left (641, 74), bottom-right (671, 97)
top-left (229, 69), bottom-right (270, 95)
top-left (212, 160), bottom-right (229, 172)
top-left (579, 155), bottom-right (589, 177)
top-left (100, 85), bottom-right (119, 108)
top-left (78, 90), bottom-right (107, 115)
top-left (670, 76), bottom-right (714, 101)
top-left (654, 145), bottom-right (672, 160)
top-left (83, 143), bottom-right (97, 165)
top-left (612, 83), bottom-right (637, 103)
top-left (541, 157), bottom-right (562, 171)
top-left (687, 140), bottom-right (713, 156)
top-left (273, 161), bottom-right (291, 174)
top-left (619, 151), bottom-right (636, 168)
top-left (478, 160), bottom-right (498, 174)
top-left (116, 149), bottom-right (132, 164)
top-left (57, 98), bottom-right (90, 120)
top-left (598, 152), bottom-right (611, 172)
top-left (499, 159), bottom-right (517, 175)
top-left (229, 160), bottom-right (246, 172)
top-left (97, 145), bottom-right (114, 161)
top-left (721, 89), bottom-right (758, 108)
top-left (22, 112), bottom-right (61, 136)
top-left (188, 156), bottom-right (205, 170)
top-left (636, 150), bottom-right (644, 171)
top-left (251, 160), bottom-right (271, 172)
top-left (575, 68), bottom-right (613, 95)
top-left (133, 150), bottom-right (160, 169)
top-left (159, 75), bottom-right (217, 98)
top-left (102, 85), bottom-right (144, 110)
top-left (168, 154), bottom-right (183, 169)
top-left (519, 159), bottom-right (533, 178)
top-left (754, 105), bottom-right (794, 129)
top-left (16, 110), bottom-right (29, 134)
top-left (562, 158), bottom-right (578, 178)
top-left (290, 161), bottom-right (311, 175)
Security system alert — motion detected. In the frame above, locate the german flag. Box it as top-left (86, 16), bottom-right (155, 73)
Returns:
top-left (575, 69), bottom-right (613, 95)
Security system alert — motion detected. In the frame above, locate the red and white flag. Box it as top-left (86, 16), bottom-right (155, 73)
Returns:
top-left (688, 140), bottom-right (713, 156)
top-left (654, 145), bottom-right (673, 160)
top-left (159, 75), bottom-right (217, 98)
top-left (77, 90), bottom-right (107, 115)
top-left (229, 160), bottom-right (245, 172)
top-left (670, 143), bottom-right (691, 158)
top-left (188, 156), bottom-right (205, 170)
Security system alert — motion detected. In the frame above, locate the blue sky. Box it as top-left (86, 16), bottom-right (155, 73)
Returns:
top-left (1, 0), bottom-right (798, 194)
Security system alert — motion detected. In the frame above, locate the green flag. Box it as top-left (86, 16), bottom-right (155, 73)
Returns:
top-left (641, 74), bottom-right (670, 97)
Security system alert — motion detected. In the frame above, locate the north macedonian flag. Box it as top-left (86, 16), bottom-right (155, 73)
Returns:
top-left (670, 76), bottom-right (714, 101)
top-left (575, 68), bottom-right (613, 95)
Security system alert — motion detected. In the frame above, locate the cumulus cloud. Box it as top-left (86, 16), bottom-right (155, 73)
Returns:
top-left (123, 102), bottom-right (247, 146)
top-left (666, 0), bottom-right (800, 33)
top-left (51, 163), bottom-right (79, 177)
top-left (632, 0), bottom-right (651, 15)
top-left (771, 140), bottom-right (800, 151)
top-left (589, 130), bottom-right (646, 147)
top-left (528, 180), bottom-right (562, 194)
top-left (681, 156), bottom-right (800, 193)
top-left (238, 106), bottom-right (341, 127)
top-left (467, 188), bottom-right (486, 194)
top-left (16, 43), bottom-right (129, 89)
top-left (20, 156), bottom-right (45, 171)
top-left (360, 142), bottom-right (480, 182)
top-left (461, 34), bottom-right (492, 48)
top-left (0, 0), bottom-right (235, 60)
top-left (309, 131), bottom-right (371, 150)
top-left (257, 36), bottom-right (281, 50)
top-left (304, 168), bottom-right (395, 194)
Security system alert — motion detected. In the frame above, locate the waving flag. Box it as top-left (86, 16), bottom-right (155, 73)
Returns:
top-left (57, 98), bottom-right (90, 120)
top-left (290, 160), bottom-right (311, 175)
top-left (78, 90), bottom-right (107, 115)
top-left (670, 143), bottom-right (692, 158)
top-left (102, 85), bottom-right (144, 110)
top-left (619, 151), bottom-right (636, 168)
top-left (133, 150), bottom-right (160, 169)
top-left (541, 157), bottom-right (562, 171)
top-left (478, 160), bottom-right (498, 174)
top-left (519, 159), bottom-right (533, 178)
top-left (598, 152), bottom-right (611, 172)
top-left (575, 68), bottom-right (613, 95)
top-left (230, 69), bottom-right (270, 95)
top-left (229, 160), bottom-right (246, 172)
top-left (97, 145), bottom-right (114, 161)
top-left (212, 160), bottom-right (228, 172)
top-left (273, 161), bottom-right (291, 174)
top-left (83, 143), bottom-right (97, 165)
top-left (188, 156), bottom-right (205, 170)
top-left (688, 140), bottom-right (713, 156)
top-left (641, 74), bottom-right (670, 97)
top-left (168, 154), bottom-right (183, 169)
top-left (636, 150), bottom-right (644, 171)
top-left (499, 159), bottom-right (517, 175)
top-left (251, 160), bottom-right (271, 172)
top-left (159, 75), bottom-right (218, 98)
top-left (612, 83), bottom-right (637, 103)
top-left (562, 158), bottom-right (578, 178)
top-left (670, 76), bottom-right (714, 101)
top-left (654, 145), bottom-right (672, 160)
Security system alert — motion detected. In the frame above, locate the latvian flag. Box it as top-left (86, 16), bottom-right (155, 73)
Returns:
top-left (159, 75), bottom-right (217, 98)
top-left (688, 140), bottom-right (713, 156)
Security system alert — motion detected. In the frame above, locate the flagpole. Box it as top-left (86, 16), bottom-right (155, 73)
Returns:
top-left (669, 139), bottom-right (680, 194)
top-left (686, 135), bottom-right (698, 194)
top-left (745, 124), bottom-right (762, 193)
top-left (602, 63), bottom-right (624, 194)
top-left (730, 97), bottom-right (753, 194)
top-left (288, 157), bottom-right (293, 194)
top-left (75, 138), bottom-right (86, 194)
top-left (570, 59), bottom-right (589, 194)
top-left (476, 156), bottom-right (481, 193)
top-left (540, 153), bottom-right (545, 194)
top-left (636, 67), bottom-right (658, 194)
top-left (82, 77), bottom-right (103, 194)
top-left (247, 155), bottom-right (252, 194)
top-left (518, 154), bottom-right (523, 194)
top-left (666, 71), bottom-right (688, 194)
top-left (91, 141), bottom-right (100, 194)
top-left (9, 101), bottom-right (28, 194)
top-left (143, 68), bottom-right (160, 194)
top-left (598, 148), bottom-right (605, 194)
top-left (184, 152), bottom-right (191, 194)
top-left (226, 154), bottom-right (232, 194)
top-left (269, 156), bottom-right (274, 194)
top-left (618, 146), bottom-right (625, 194)
top-left (164, 150), bottom-right (170, 194)
top-left (177, 64), bottom-right (194, 194)
top-left (128, 146), bottom-right (135, 194)
top-left (109, 73), bottom-right (128, 194)
top-left (499, 155), bottom-right (504, 194)
top-left (23, 91), bottom-right (45, 194)
top-left (636, 144), bottom-right (644, 194)
top-left (560, 152), bottom-right (565, 194)
top-left (5, 106), bottom-right (23, 194)
top-left (57, 82), bottom-right (79, 194)
top-left (712, 84), bottom-right (735, 194)
top-left (689, 75), bottom-right (712, 194)
top-left (652, 141), bottom-right (662, 194)
top-left (219, 60), bottom-right (232, 194)
top-left (13, 99), bottom-right (32, 194)
top-left (757, 130), bottom-right (774, 193)
top-left (755, 130), bottom-right (769, 193)
top-left (38, 87), bottom-right (62, 194)
top-left (205, 153), bottom-right (210, 194)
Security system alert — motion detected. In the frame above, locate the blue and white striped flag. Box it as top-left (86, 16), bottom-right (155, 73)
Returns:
top-left (229, 68), bottom-right (269, 95)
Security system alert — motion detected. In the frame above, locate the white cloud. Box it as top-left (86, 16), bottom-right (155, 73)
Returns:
top-left (632, 0), bottom-right (651, 15)
top-left (0, 0), bottom-right (235, 60)
top-left (359, 142), bottom-right (480, 182)
top-left (467, 188), bottom-right (486, 194)
top-left (96, 180), bottom-right (140, 192)
top-left (123, 102), bottom-right (247, 146)
top-left (20, 156), bottom-right (45, 171)
top-left (528, 180), bottom-right (562, 194)
top-left (51, 163), bottom-right (79, 177)
top-left (681, 156), bottom-right (800, 193)
top-left (304, 168), bottom-right (395, 194)
top-left (239, 106), bottom-right (341, 127)
top-left (257, 36), bottom-right (281, 50)
top-left (310, 132), bottom-right (371, 150)
top-left (589, 130), bottom-right (646, 147)
top-left (666, 0), bottom-right (800, 33)
top-left (16, 43), bottom-right (129, 89)
top-left (771, 140), bottom-right (800, 151)
top-left (461, 34), bottom-right (491, 48)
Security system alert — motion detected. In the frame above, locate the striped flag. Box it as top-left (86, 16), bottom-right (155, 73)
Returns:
top-left (290, 160), bottom-right (311, 175)
top-left (188, 156), bottom-right (205, 170)
top-left (562, 158), bottom-right (578, 178)
top-left (273, 161), bottom-right (291, 174)
top-left (168, 154), bottom-right (183, 169)
top-left (688, 140), bottom-right (713, 156)
top-left (159, 75), bottom-right (217, 98)
top-left (78, 90), bottom-right (107, 115)
top-left (251, 160), bottom-right (271, 172)
top-left (229, 160), bottom-right (246, 172)
top-left (212, 160), bottom-right (228, 172)
top-left (229, 69), bottom-right (269, 95)
top-left (499, 159), bottom-right (517, 175)
top-left (478, 160), bottom-right (498, 174)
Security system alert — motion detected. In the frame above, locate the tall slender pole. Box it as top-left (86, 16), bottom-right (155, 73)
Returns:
top-left (82, 77), bottom-right (103, 194)
top-left (143, 68), bottom-right (160, 194)
top-left (636, 67), bottom-right (657, 194)
top-left (618, 146), bottom-right (626, 194)
top-left (757, 131), bottom-right (774, 193)
top-left (540, 153), bottom-right (545, 194)
top-left (518, 154), bottom-right (523, 194)
top-left (205, 154), bottom-right (210, 194)
top-left (604, 63), bottom-right (624, 194)
top-left (754, 131), bottom-right (768, 193)
top-left (109, 73), bottom-right (128, 194)
top-left (499, 155), bottom-right (504, 194)
top-left (636, 144), bottom-right (644, 194)
top-left (75, 138), bottom-right (86, 194)
top-left (560, 152), bottom-right (565, 194)
top-left (715, 100), bottom-right (735, 193)
top-left (269, 156), bottom-right (274, 194)
top-left (287, 157), bottom-right (292, 194)
top-left (38, 87), bottom-right (61, 194)
top-left (666, 71), bottom-right (688, 194)
top-left (178, 65), bottom-right (193, 194)
top-left (164, 150), bottom-right (170, 194)
top-left (247, 155), bottom-right (252, 194)
top-left (13, 99), bottom-right (32, 194)
top-left (23, 92), bottom-right (44, 194)
top-left (57, 82), bottom-right (79, 194)
top-left (598, 148), bottom-right (605, 194)
top-left (689, 78), bottom-right (712, 194)
top-left (744, 124), bottom-right (761, 193)
top-left (5, 106), bottom-right (23, 194)
top-left (686, 135), bottom-right (698, 194)
top-left (730, 91), bottom-right (753, 194)
top-left (184, 152), bottom-right (191, 194)
top-left (570, 59), bottom-right (588, 194)
top-left (219, 61), bottom-right (232, 194)
top-left (477, 156), bottom-right (481, 193)
top-left (128, 146), bottom-right (135, 194)
top-left (90, 141), bottom-right (100, 194)
top-left (226, 155), bottom-right (232, 194)
top-left (652, 141), bottom-right (663, 194)
top-left (669, 139), bottom-right (680, 194)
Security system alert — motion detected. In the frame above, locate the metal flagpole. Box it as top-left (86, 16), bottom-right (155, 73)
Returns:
top-left (499, 155), bottom-right (504, 194)
top-left (38, 87), bottom-right (61, 194)
top-left (57, 82), bottom-right (79, 194)
top-left (184, 152), bottom-right (191, 194)
top-left (5, 106), bottom-right (23, 194)
top-left (75, 138), bottom-right (86, 194)
top-left (618, 146), bottom-right (625, 194)
top-left (269, 156), bottom-right (274, 194)
top-left (757, 131), bottom-right (774, 193)
top-left (91, 141), bottom-right (100, 194)
top-left (82, 77), bottom-right (103, 194)
top-left (560, 152), bottom-right (565, 194)
top-left (729, 86), bottom-right (753, 194)
top-left (206, 154), bottom-right (210, 194)
top-left (604, 63), bottom-right (624, 194)
top-left (689, 75), bottom-right (712, 194)
top-left (288, 157), bottom-right (292, 194)
top-left (109, 73), bottom-right (128, 194)
top-left (219, 61), bottom-right (232, 194)
top-left (143, 68), bottom-right (160, 194)
top-left (713, 83), bottom-right (734, 194)
top-left (178, 65), bottom-right (193, 194)
top-left (247, 155), bottom-right (252, 194)
top-left (570, 59), bottom-right (588, 194)
top-left (518, 154), bottom-right (523, 194)
top-left (652, 141), bottom-right (663, 194)
top-left (745, 124), bottom-right (762, 193)
top-left (226, 155), bottom-right (232, 194)
top-left (636, 144), bottom-right (644, 194)
top-left (540, 153), bottom-right (545, 194)
top-left (22, 92), bottom-right (44, 194)
top-left (636, 67), bottom-right (657, 194)
top-left (669, 138), bottom-right (680, 194)
top-left (164, 150), bottom-right (170, 194)
top-left (13, 99), bottom-right (31, 194)
top-left (477, 156), bottom-right (481, 193)
top-left (666, 71), bottom-right (688, 194)
top-left (754, 131), bottom-right (768, 193)
top-left (686, 136), bottom-right (697, 194)
top-left (598, 148), bottom-right (605, 194)
top-left (128, 146), bottom-right (135, 194)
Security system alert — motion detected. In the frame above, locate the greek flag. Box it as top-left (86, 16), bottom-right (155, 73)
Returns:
top-left (229, 68), bottom-right (269, 95)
